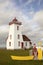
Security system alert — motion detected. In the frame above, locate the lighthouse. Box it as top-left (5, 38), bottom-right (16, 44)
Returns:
top-left (6, 18), bottom-right (23, 50)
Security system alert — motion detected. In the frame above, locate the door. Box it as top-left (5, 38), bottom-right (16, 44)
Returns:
top-left (21, 42), bottom-right (24, 48)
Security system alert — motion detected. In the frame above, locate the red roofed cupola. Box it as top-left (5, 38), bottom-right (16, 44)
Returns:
top-left (9, 17), bottom-right (22, 25)
top-left (13, 17), bottom-right (17, 21)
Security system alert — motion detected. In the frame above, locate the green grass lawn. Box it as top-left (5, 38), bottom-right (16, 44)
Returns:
top-left (0, 49), bottom-right (43, 65)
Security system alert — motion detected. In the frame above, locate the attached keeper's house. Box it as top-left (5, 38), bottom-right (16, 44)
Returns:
top-left (6, 18), bottom-right (32, 50)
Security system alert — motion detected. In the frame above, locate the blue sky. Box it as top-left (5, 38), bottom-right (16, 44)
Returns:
top-left (0, 0), bottom-right (43, 44)
top-left (11, 0), bottom-right (43, 14)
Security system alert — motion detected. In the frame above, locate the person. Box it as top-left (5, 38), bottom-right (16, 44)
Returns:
top-left (32, 44), bottom-right (38, 60)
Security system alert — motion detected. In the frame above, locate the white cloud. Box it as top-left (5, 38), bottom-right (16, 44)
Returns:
top-left (22, 10), bottom-right (43, 42)
top-left (20, 0), bottom-right (34, 9)
top-left (0, 25), bottom-right (9, 33)
top-left (0, 0), bottom-right (20, 25)
top-left (33, 10), bottom-right (43, 21)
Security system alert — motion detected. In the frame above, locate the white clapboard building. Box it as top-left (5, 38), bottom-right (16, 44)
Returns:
top-left (6, 18), bottom-right (32, 50)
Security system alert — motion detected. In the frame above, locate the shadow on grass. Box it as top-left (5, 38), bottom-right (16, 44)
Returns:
top-left (0, 60), bottom-right (43, 65)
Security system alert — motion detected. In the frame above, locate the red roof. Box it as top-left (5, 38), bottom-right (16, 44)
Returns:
top-left (22, 35), bottom-right (32, 44)
top-left (9, 18), bottom-right (22, 25)
top-left (22, 35), bottom-right (31, 41)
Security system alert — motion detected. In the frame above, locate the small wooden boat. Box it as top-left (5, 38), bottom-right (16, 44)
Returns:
top-left (11, 56), bottom-right (34, 60)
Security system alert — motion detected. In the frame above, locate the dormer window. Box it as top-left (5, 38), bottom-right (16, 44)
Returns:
top-left (18, 34), bottom-right (20, 39)
top-left (17, 26), bottom-right (19, 30)
top-left (18, 41), bottom-right (20, 46)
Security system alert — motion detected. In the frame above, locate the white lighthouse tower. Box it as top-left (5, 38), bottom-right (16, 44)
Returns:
top-left (6, 18), bottom-right (23, 50)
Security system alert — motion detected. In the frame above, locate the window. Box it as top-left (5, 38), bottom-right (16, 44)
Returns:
top-left (18, 34), bottom-right (20, 39)
top-left (10, 35), bottom-right (12, 39)
top-left (26, 42), bottom-right (27, 46)
top-left (9, 42), bottom-right (11, 46)
top-left (18, 41), bottom-right (20, 46)
top-left (17, 26), bottom-right (19, 30)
